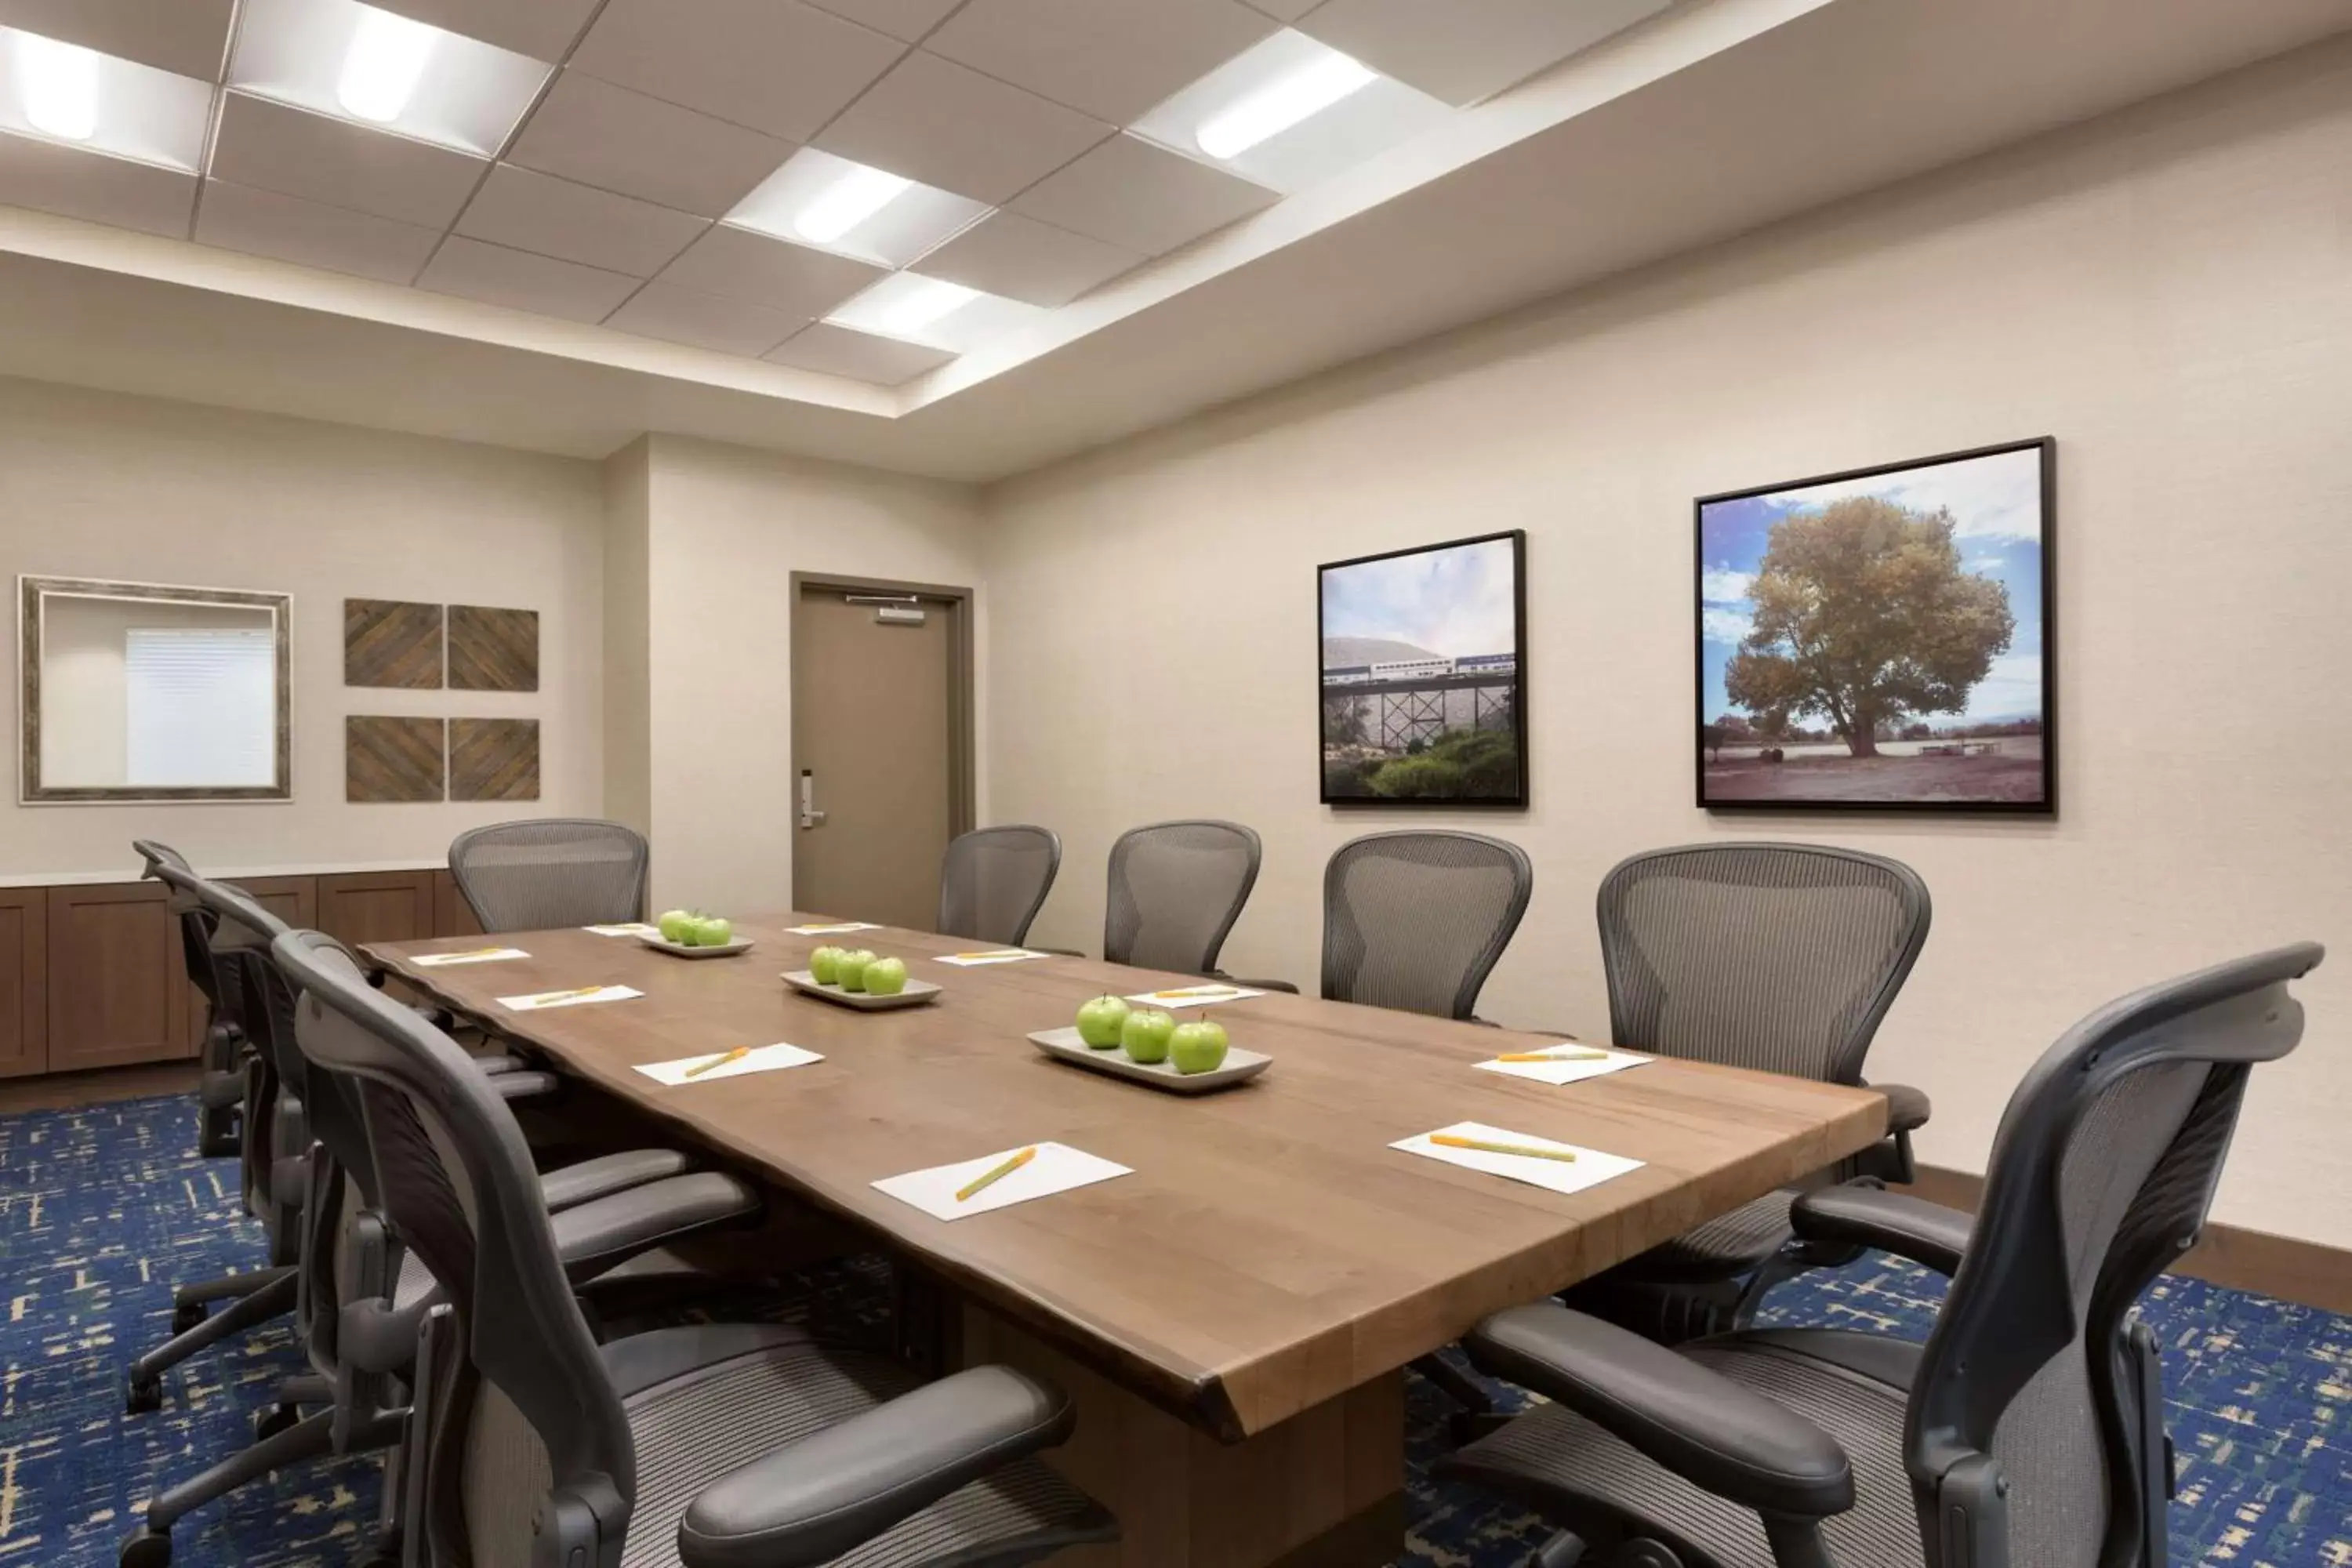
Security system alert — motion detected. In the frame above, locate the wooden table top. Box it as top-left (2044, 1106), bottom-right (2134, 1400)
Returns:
top-left (367, 916), bottom-right (1886, 1442)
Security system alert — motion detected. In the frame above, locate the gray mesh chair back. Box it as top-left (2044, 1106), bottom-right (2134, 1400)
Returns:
top-left (1599, 842), bottom-right (1929, 1084)
top-left (448, 818), bottom-right (649, 933)
top-left (938, 825), bottom-right (1061, 946)
top-left (1322, 831), bottom-right (1532, 1021)
top-left (138, 840), bottom-right (229, 1017)
top-left (1103, 820), bottom-right (1261, 975)
top-left (139, 839), bottom-right (249, 1160)
top-left (1905, 942), bottom-right (2320, 1568)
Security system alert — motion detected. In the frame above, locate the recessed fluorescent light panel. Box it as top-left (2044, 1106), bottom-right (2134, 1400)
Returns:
top-left (825, 272), bottom-right (1044, 354)
top-left (0, 27), bottom-right (212, 170)
top-left (1132, 29), bottom-right (1450, 195)
top-left (230, 0), bottom-right (552, 155)
top-left (726, 149), bottom-right (991, 270)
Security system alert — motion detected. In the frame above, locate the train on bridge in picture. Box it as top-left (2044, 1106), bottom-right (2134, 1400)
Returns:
top-left (1322, 652), bottom-right (1518, 686)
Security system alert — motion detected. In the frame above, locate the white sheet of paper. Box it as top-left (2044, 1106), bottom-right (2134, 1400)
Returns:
top-left (1122, 982), bottom-right (1267, 1008)
top-left (935, 949), bottom-right (1051, 967)
top-left (1474, 1046), bottom-right (1650, 1087)
top-left (1392, 1120), bottom-right (1644, 1197)
top-left (583, 923), bottom-right (660, 938)
top-left (873, 1142), bottom-right (1131, 1221)
top-left (497, 985), bottom-right (643, 1012)
top-left (789, 921), bottom-right (883, 935)
top-left (412, 946), bottom-right (531, 967)
top-left (633, 1042), bottom-right (822, 1086)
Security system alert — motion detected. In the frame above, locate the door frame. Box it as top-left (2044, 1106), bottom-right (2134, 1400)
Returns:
top-left (787, 572), bottom-right (979, 888)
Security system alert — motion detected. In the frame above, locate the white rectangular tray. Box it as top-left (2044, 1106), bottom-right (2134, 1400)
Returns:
top-left (1027, 1026), bottom-right (1269, 1094)
top-left (782, 970), bottom-right (942, 1010)
top-left (637, 934), bottom-right (756, 959)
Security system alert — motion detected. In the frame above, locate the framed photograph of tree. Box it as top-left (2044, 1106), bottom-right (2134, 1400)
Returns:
top-left (1695, 437), bottom-right (2055, 813)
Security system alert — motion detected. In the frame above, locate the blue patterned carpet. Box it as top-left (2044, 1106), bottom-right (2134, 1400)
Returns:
top-left (2, 1092), bottom-right (2347, 1566)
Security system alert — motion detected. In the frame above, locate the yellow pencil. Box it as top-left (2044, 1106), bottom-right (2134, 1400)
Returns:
top-left (1151, 985), bottom-right (1232, 1000)
top-left (683, 1045), bottom-right (751, 1079)
top-left (1432, 1133), bottom-right (1577, 1163)
top-left (956, 1145), bottom-right (1037, 1201)
top-left (1497, 1049), bottom-right (1607, 1063)
top-left (430, 946), bottom-right (514, 960)
top-left (950, 949), bottom-right (1029, 961)
top-left (524, 985), bottom-right (608, 1006)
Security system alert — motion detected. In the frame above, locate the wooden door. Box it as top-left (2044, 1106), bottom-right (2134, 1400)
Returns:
top-left (47, 881), bottom-right (192, 1071)
top-left (316, 870), bottom-right (437, 948)
top-left (0, 889), bottom-right (49, 1079)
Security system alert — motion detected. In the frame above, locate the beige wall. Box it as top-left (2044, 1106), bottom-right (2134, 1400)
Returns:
top-left (981, 48), bottom-right (2352, 1247)
top-left (0, 378), bottom-right (606, 877)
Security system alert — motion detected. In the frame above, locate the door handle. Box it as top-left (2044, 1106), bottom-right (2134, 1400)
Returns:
top-left (800, 770), bottom-right (826, 829)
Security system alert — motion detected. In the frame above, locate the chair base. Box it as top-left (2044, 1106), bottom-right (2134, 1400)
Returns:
top-left (128, 1268), bottom-right (299, 1411)
top-left (122, 1406), bottom-right (405, 1566)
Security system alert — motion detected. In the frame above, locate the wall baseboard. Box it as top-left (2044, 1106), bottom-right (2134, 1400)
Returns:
top-left (1901, 1164), bottom-right (2351, 1314)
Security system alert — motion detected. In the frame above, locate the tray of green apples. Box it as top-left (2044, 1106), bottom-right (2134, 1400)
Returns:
top-left (783, 946), bottom-right (942, 1010)
top-left (1028, 993), bottom-right (1269, 1094)
top-left (641, 909), bottom-right (755, 957)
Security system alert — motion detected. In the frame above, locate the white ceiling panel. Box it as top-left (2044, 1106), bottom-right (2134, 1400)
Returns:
top-left (212, 92), bottom-right (487, 227)
top-left (456, 164), bottom-right (707, 277)
top-left (1241, 0), bottom-right (1322, 20)
top-left (568, 0), bottom-right (903, 143)
top-left (0, 27), bottom-right (213, 172)
top-left (924, 0), bottom-right (1278, 126)
top-left (913, 210), bottom-right (1142, 307)
top-left (814, 51), bottom-right (1111, 205)
top-left (724, 147), bottom-right (988, 269)
top-left (196, 178), bottom-right (442, 281)
top-left (1009, 131), bottom-right (1276, 256)
top-left (372, 0), bottom-right (601, 61)
top-left (799, 0), bottom-right (962, 43)
top-left (764, 320), bottom-right (954, 384)
top-left (604, 280), bottom-right (803, 355)
top-left (507, 70), bottom-right (795, 219)
top-left (655, 223), bottom-right (885, 317)
top-left (1297, 0), bottom-right (1672, 107)
top-left (0, 132), bottom-right (193, 235)
top-left (0, 0), bottom-right (230, 79)
top-left (230, 0), bottom-right (553, 157)
top-left (416, 234), bottom-right (641, 322)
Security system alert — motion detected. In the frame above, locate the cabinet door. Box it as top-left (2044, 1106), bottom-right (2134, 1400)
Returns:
top-left (316, 870), bottom-right (437, 949)
top-left (47, 882), bottom-right (193, 1071)
top-left (433, 870), bottom-right (485, 938)
top-left (0, 889), bottom-right (49, 1079)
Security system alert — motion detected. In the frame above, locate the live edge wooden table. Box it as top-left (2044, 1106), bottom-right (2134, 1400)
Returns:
top-left (368, 916), bottom-right (1886, 1568)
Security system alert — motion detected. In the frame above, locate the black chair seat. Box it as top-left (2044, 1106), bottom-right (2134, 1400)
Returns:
top-left (1618, 1189), bottom-right (1795, 1282)
top-left (1443, 1330), bottom-right (1924, 1568)
top-left (608, 1324), bottom-right (1116, 1568)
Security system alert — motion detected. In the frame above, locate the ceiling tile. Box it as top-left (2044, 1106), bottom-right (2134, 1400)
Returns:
top-left (924, 0), bottom-right (1277, 125)
top-left (196, 178), bottom-right (442, 282)
top-left (655, 223), bottom-right (885, 317)
top-left (0, 132), bottom-right (194, 237)
top-left (1009, 132), bottom-right (1275, 256)
top-left (229, 0), bottom-right (552, 158)
top-left (1242, 0), bottom-right (1322, 19)
top-left (799, 0), bottom-right (960, 43)
top-left (370, 0), bottom-right (601, 60)
top-left (764, 321), bottom-right (954, 385)
top-left (0, 0), bottom-right (234, 81)
top-left (418, 235), bottom-right (642, 323)
top-left (569, 0), bottom-right (903, 143)
top-left (913, 211), bottom-right (1143, 308)
top-left (456, 164), bottom-right (707, 277)
top-left (1297, 0), bottom-right (1671, 106)
top-left (604, 281), bottom-right (803, 356)
top-left (212, 93), bottom-right (487, 229)
top-left (507, 70), bottom-right (795, 219)
top-left (814, 51), bottom-right (1111, 206)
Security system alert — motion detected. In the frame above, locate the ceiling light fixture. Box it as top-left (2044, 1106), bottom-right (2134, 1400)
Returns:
top-left (875, 278), bottom-right (977, 339)
top-left (796, 165), bottom-right (913, 245)
top-left (1196, 51), bottom-right (1376, 160)
top-left (18, 34), bottom-right (100, 141)
top-left (336, 5), bottom-right (437, 124)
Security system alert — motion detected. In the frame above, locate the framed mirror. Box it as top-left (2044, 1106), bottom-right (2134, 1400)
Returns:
top-left (20, 576), bottom-right (292, 804)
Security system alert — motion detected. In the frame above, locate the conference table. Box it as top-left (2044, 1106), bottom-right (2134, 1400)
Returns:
top-left (368, 916), bottom-right (1887, 1568)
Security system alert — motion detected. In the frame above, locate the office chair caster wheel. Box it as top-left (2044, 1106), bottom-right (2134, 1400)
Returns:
top-left (119, 1528), bottom-right (172, 1568)
top-left (125, 1371), bottom-right (162, 1414)
top-left (171, 1301), bottom-right (205, 1334)
top-left (253, 1402), bottom-right (300, 1442)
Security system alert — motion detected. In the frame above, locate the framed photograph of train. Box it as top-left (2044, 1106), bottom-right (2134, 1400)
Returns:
top-left (1319, 530), bottom-right (1527, 806)
top-left (1696, 437), bottom-right (2055, 814)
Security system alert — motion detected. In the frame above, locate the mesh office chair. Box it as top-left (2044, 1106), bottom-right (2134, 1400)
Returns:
top-left (1322, 830), bottom-right (1533, 1020)
top-left (137, 840), bottom-right (247, 1161)
top-left (270, 927), bottom-right (1119, 1568)
top-left (1438, 942), bottom-right (2321, 1568)
top-left (1102, 819), bottom-right (1262, 976)
top-left (448, 818), bottom-right (651, 932)
top-left (938, 825), bottom-right (1061, 947)
top-left (1571, 844), bottom-right (1933, 1342)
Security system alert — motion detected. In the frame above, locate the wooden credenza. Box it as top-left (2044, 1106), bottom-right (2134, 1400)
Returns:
top-left (0, 868), bottom-right (482, 1080)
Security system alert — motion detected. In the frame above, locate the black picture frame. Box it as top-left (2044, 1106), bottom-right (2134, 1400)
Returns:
top-left (1694, 437), bottom-right (2056, 815)
top-left (1318, 528), bottom-right (1529, 808)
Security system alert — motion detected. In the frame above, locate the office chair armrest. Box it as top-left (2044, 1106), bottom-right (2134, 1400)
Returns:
top-left (1869, 1081), bottom-right (1932, 1134)
top-left (677, 1364), bottom-right (1075, 1568)
top-left (550, 1171), bottom-right (758, 1282)
top-left (1462, 1303), bottom-right (1854, 1520)
top-left (489, 1069), bottom-right (561, 1103)
top-left (1790, 1184), bottom-right (1970, 1277)
top-left (538, 1149), bottom-right (695, 1210)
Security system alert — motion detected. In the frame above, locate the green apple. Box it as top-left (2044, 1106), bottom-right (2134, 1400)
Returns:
top-left (1170, 1018), bottom-right (1230, 1075)
top-left (1120, 1007), bottom-right (1177, 1065)
top-left (1075, 994), bottom-right (1131, 1048)
top-left (864, 956), bottom-right (909, 996)
top-left (693, 915), bottom-right (733, 948)
top-left (809, 946), bottom-right (845, 984)
top-left (658, 909), bottom-right (693, 943)
top-left (834, 949), bottom-right (878, 992)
